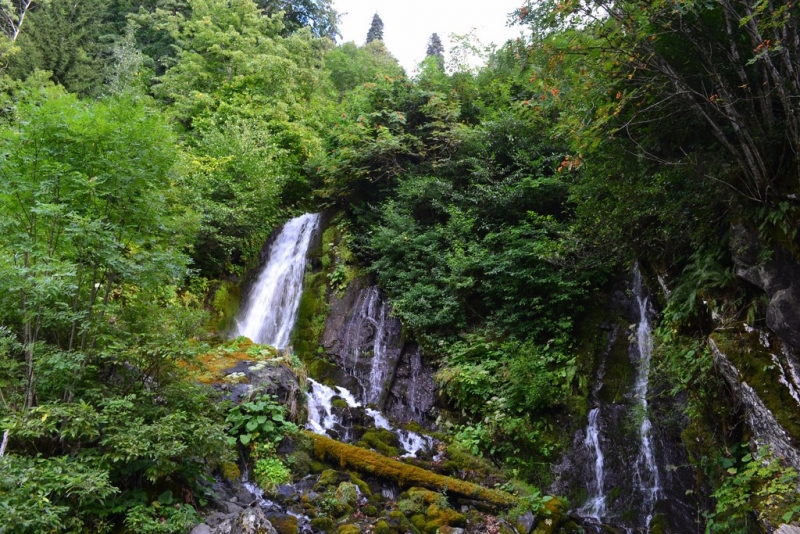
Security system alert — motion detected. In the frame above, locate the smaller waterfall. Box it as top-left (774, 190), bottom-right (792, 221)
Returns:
top-left (306, 378), bottom-right (360, 435)
top-left (340, 286), bottom-right (399, 407)
top-left (632, 266), bottom-right (661, 530)
top-left (234, 213), bottom-right (319, 348)
top-left (306, 380), bottom-right (432, 458)
top-left (579, 408), bottom-right (607, 519)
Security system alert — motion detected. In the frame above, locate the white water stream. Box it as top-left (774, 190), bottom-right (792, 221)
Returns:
top-left (306, 379), bottom-right (432, 458)
top-left (579, 407), bottom-right (607, 519)
top-left (632, 266), bottom-right (661, 531)
top-left (233, 213), bottom-right (319, 348)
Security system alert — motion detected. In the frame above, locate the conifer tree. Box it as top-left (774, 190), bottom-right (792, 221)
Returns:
top-left (365, 12), bottom-right (383, 43)
top-left (425, 32), bottom-right (444, 69)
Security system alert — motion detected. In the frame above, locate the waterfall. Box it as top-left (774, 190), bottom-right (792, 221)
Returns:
top-left (579, 408), bottom-right (607, 519)
top-left (234, 213), bottom-right (319, 348)
top-left (306, 379), bottom-right (432, 458)
top-left (339, 286), bottom-right (399, 407)
top-left (632, 265), bottom-right (661, 530)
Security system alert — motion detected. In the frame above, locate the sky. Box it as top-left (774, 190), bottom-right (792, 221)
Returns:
top-left (332, 0), bottom-right (528, 74)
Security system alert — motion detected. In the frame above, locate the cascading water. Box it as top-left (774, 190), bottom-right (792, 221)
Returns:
top-left (579, 408), bottom-right (607, 519)
top-left (632, 265), bottom-right (661, 531)
top-left (234, 213), bottom-right (319, 348)
top-left (305, 379), bottom-right (433, 458)
top-left (340, 286), bottom-right (397, 407)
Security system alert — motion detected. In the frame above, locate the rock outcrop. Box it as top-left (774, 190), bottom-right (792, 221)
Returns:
top-left (709, 338), bottom-right (800, 471)
top-left (320, 279), bottom-right (438, 428)
top-left (730, 223), bottom-right (800, 349)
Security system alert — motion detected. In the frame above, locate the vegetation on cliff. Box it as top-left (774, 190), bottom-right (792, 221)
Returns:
top-left (0, 0), bottom-right (799, 531)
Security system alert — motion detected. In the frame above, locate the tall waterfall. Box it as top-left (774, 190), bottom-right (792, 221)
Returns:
top-left (632, 265), bottom-right (661, 530)
top-left (234, 213), bottom-right (319, 348)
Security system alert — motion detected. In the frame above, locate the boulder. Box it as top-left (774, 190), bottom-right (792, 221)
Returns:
top-left (211, 506), bottom-right (278, 534)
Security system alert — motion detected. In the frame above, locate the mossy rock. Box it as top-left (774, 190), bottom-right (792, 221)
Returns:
top-left (386, 510), bottom-right (421, 534)
top-left (408, 487), bottom-right (447, 507)
top-left (307, 432), bottom-right (517, 508)
top-left (444, 443), bottom-right (499, 475)
top-left (288, 451), bottom-right (312, 477)
top-left (357, 429), bottom-right (401, 457)
top-left (219, 461), bottom-right (241, 482)
top-left (532, 497), bottom-right (567, 534)
top-left (316, 469), bottom-right (348, 490)
top-left (310, 460), bottom-right (329, 474)
top-left (310, 517), bottom-right (336, 531)
top-left (399, 487), bottom-right (448, 516)
top-left (597, 316), bottom-right (635, 405)
top-left (424, 503), bottom-right (466, 532)
top-left (374, 519), bottom-right (395, 534)
top-left (337, 525), bottom-right (361, 534)
top-left (210, 280), bottom-right (241, 332)
top-left (269, 514), bottom-right (298, 534)
top-left (348, 472), bottom-right (372, 497)
top-left (409, 513), bottom-right (427, 530)
top-left (362, 505), bottom-right (378, 517)
top-left (335, 481), bottom-right (359, 507)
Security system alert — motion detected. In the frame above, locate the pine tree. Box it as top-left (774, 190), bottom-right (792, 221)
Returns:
top-left (365, 12), bottom-right (383, 43)
top-left (426, 32), bottom-right (444, 69)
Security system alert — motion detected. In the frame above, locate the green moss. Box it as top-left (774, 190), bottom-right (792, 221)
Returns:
top-left (288, 451), bottom-right (312, 477)
top-left (310, 517), bottom-right (336, 531)
top-left (270, 515), bottom-right (298, 534)
top-left (337, 524), bottom-right (361, 534)
top-left (424, 503), bottom-right (466, 531)
top-left (316, 469), bottom-right (347, 489)
top-left (348, 472), bottom-right (372, 497)
top-left (219, 461), bottom-right (241, 482)
top-left (362, 505), bottom-right (378, 517)
top-left (307, 431), bottom-right (518, 508)
top-left (712, 330), bottom-right (800, 444)
top-left (310, 460), bottom-right (328, 473)
top-left (410, 514), bottom-right (427, 530)
top-left (357, 429), bottom-right (401, 457)
top-left (598, 317), bottom-right (635, 405)
top-left (335, 482), bottom-right (359, 507)
top-left (444, 443), bottom-right (500, 474)
top-left (210, 280), bottom-right (241, 332)
top-left (532, 498), bottom-right (566, 534)
top-left (374, 519), bottom-right (394, 534)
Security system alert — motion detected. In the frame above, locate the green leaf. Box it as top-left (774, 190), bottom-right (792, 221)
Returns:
top-left (239, 434), bottom-right (251, 445)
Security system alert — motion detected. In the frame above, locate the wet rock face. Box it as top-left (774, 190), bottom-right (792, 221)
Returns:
top-left (385, 345), bottom-right (438, 429)
top-left (321, 279), bottom-right (438, 428)
top-left (709, 339), bottom-right (800, 472)
top-left (731, 223), bottom-right (800, 348)
top-left (552, 272), bottom-right (697, 533)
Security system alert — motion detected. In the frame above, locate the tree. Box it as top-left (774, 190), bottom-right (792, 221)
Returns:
top-left (153, 0), bottom-right (331, 275)
top-left (365, 12), bottom-right (383, 43)
top-left (6, 0), bottom-right (110, 95)
top-left (425, 32), bottom-right (444, 69)
top-left (517, 0), bottom-right (800, 210)
top-left (0, 0), bottom-right (47, 41)
top-left (325, 40), bottom-right (404, 95)
top-left (256, 0), bottom-right (340, 39)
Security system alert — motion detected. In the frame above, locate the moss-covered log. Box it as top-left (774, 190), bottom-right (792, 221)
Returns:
top-left (305, 431), bottom-right (518, 508)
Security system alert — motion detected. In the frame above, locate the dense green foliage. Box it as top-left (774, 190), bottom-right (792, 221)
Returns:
top-left (0, 0), bottom-right (799, 530)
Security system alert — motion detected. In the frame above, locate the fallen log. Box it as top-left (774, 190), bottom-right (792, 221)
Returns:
top-left (305, 431), bottom-right (518, 508)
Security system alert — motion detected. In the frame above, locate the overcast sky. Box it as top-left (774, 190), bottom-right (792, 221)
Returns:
top-left (332, 0), bottom-right (528, 74)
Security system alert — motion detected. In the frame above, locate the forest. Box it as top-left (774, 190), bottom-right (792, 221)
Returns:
top-left (0, 0), bottom-right (799, 533)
